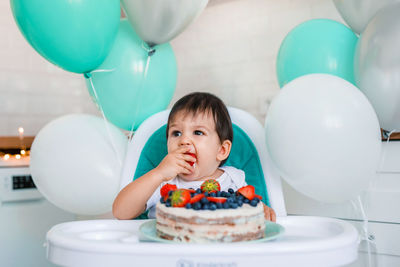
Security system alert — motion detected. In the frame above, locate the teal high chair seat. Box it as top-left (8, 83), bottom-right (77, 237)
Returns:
top-left (46, 107), bottom-right (360, 267)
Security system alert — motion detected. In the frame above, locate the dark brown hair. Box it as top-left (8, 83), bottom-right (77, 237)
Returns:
top-left (166, 92), bottom-right (233, 166)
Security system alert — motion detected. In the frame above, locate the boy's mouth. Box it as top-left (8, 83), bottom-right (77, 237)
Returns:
top-left (185, 152), bottom-right (197, 166)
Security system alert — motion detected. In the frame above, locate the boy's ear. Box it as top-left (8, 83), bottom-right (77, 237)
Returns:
top-left (217, 140), bottom-right (232, 161)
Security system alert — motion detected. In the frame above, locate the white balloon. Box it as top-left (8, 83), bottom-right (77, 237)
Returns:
top-left (354, 3), bottom-right (400, 132)
top-left (30, 114), bottom-right (127, 215)
top-left (121, 0), bottom-right (208, 46)
top-left (333, 0), bottom-right (400, 34)
top-left (265, 74), bottom-right (381, 203)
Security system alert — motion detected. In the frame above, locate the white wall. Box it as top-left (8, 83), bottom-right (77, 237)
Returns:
top-left (0, 0), bottom-right (344, 136)
top-left (0, 1), bottom-right (99, 136)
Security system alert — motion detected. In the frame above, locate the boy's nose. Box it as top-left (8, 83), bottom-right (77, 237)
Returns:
top-left (179, 135), bottom-right (191, 146)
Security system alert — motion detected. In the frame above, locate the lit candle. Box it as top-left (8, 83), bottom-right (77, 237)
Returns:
top-left (18, 127), bottom-right (24, 139)
top-left (18, 127), bottom-right (25, 151)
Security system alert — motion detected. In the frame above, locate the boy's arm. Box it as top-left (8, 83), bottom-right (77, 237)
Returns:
top-left (112, 168), bottom-right (163, 220)
top-left (113, 146), bottom-right (195, 220)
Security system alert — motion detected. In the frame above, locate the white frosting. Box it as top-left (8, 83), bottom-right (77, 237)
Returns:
top-left (157, 219), bottom-right (265, 235)
top-left (156, 202), bottom-right (266, 243)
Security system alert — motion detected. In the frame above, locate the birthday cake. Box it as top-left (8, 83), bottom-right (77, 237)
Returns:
top-left (155, 180), bottom-right (266, 243)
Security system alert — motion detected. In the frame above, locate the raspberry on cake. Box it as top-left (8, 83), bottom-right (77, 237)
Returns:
top-left (156, 180), bottom-right (266, 243)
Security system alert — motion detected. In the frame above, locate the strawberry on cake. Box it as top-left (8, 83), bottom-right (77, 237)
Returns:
top-left (155, 179), bottom-right (266, 243)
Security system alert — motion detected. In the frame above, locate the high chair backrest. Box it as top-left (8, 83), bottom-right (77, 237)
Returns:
top-left (120, 107), bottom-right (286, 217)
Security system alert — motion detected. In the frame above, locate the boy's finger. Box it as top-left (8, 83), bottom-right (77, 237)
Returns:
top-left (175, 146), bottom-right (191, 153)
top-left (180, 166), bottom-right (192, 175)
top-left (182, 154), bottom-right (196, 162)
top-left (178, 156), bottom-right (195, 165)
top-left (265, 211), bottom-right (271, 221)
top-left (177, 161), bottom-right (194, 173)
top-left (263, 205), bottom-right (271, 221)
top-left (271, 208), bottom-right (276, 222)
top-left (168, 147), bottom-right (185, 155)
top-left (183, 162), bottom-right (195, 173)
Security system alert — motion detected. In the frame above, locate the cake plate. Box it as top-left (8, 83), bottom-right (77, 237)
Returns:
top-left (46, 216), bottom-right (359, 267)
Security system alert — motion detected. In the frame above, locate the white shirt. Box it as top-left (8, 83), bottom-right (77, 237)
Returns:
top-left (146, 166), bottom-right (247, 218)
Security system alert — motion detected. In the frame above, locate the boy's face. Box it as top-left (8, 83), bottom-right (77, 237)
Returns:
top-left (167, 110), bottom-right (231, 181)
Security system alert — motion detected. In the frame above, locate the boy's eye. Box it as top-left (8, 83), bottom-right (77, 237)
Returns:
top-left (171, 131), bottom-right (181, 137)
top-left (194, 130), bottom-right (204, 136)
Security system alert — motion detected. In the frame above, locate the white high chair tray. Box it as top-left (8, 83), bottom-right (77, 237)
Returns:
top-left (46, 216), bottom-right (359, 267)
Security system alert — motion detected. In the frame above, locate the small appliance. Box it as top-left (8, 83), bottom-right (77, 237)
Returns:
top-left (0, 137), bottom-right (75, 267)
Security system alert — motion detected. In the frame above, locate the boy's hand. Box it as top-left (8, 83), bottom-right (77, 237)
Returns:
top-left (263, 203), bottom-right (276, 222)
top-left (155, 147), bottom-right (196, 181)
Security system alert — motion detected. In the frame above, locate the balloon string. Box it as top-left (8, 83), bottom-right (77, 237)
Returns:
top-left (372, 129), bottom-right (397, 188)
top-left (357, 196), bottom-right (375, 267)
top-left (350, 197), bottom-right (375, 267)
top-left (382, 129), bottom-right (396, 166)
top-left (91, 68), bottom-right (115, 74)
top-left (86, 73), bottom-right (123, 167)
top-left (356, 130), bottom-right (396, 266)
top-left (127, 45), bottom-right (153, 140)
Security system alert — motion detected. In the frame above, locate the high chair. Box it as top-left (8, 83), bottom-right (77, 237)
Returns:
top-left (46, 107), bottom-right (359, 267)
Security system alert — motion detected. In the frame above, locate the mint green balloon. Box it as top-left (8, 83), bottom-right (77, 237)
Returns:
top-left (86, 20), bottom-right (177, 131)
top-left (277, 19), bottom-right (358, 88)
top-left (10, 0), bottom-right (120, 73)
